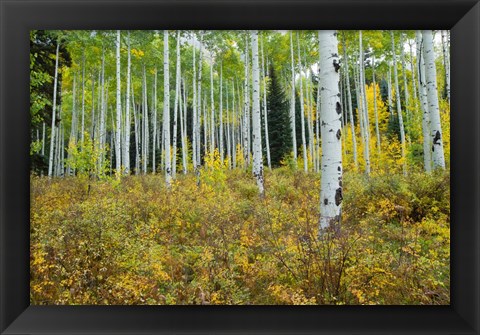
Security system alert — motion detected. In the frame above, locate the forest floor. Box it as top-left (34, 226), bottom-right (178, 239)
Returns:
top-left (30, 167), bottom-right (450, 305)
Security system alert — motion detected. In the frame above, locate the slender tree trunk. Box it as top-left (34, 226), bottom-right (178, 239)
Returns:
top-left (387, 62), bottom-right (393, 116)
top-left (441, 30), bottom-right (450, 103)
top-left (289, 32), bottom-right (298, 166)
top-left (196, 33), bottom-right (204, 169)
top-left (173, 32), bottom-right (181, 178)
top-left (192, 35), bottom-right (198, 170)
top-left (81, 52), bottom-right (86, 144)
top-left (260, 35), bottom-right (271, 169)
top-left (251, 31), bottom-right (264, 195)
top-left (400, 32), bottom-right (410, 122)
top-left (163, 30), bottom-right (172, 186)
top-left (152, 67), bottom-right (158, 174)
top-left (48, 41), bottom-right (60, 177)
top-left (391, 31), bottom-right (407, 176)
top-left (219, 65), bottom-right (224, 162)
top-left (342, 34), bottom-right (358, 169)
top-left (99, 47), bottom-right (106, 174)
top-left (416, 30), bottom-right (432, 172)
top-left (226, 81), bottom-right (231, 168)
top-left (42, 122), bottom-right (46, 156)
top-left (359, 31), bottom-right (371, 175)
top-left (67, 72), bottom-right (77, 175)
top-left (297, 32), bottom-right (308, 172)
top-left (124, 31), bottom-right (131, 174)
top-left (232, 80), bottom-right (237, 169)
top-left (181, 77), bottom-right (188, 174)
top-left (318, 30), bottom-right (342, 233)
top-left (422, 30), bottom-right (446, 169)
top-left (372, 56), bottom-right (381, 154)
top-left (243, 33), bottom-right (250, 168)
top-left (115, 30), bottom-right (122, 173)
top-left (210, 59), bottom-right (215, 161)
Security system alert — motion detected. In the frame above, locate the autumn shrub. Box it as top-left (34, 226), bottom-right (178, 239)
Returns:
top-left (31, 168), bottom-right (450, 305)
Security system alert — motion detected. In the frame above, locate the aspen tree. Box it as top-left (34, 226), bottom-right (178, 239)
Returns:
top-left (318, 30), bottom-right (342, 233)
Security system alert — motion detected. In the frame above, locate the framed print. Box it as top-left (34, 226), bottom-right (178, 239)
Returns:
top-left (1, 0), bottom-right (479, 334)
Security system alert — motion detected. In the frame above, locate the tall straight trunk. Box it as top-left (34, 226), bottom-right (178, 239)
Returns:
top-left (441, 30), bottom-right (450, 103)
top-left (210, 60), bottom-right (215, 159)
top-left (342, 33), bottom-right (358, 169)
top-left (152, 67), bottom-right (158, 174)
top-left (318, 30), bottom-right (342, 233)
top-left (192, 35), bottom-right (198, 169)
top-left (387, 63), bottom-right (393, 115)
top-left (306, 69), bottom-right (315, 169)
top-left (99, 47), bottom-right (106, 174)
top-left (409, 40), bottom-right (418, 105)
top-left (297, 32), bottom-right (308, 172)
top-left (196, 33), bottom-right (203, 168)
top-left (164, 30), bottom-right (172, 186)
top-left (243, 33), bottom-right (250, 168)
top-left (422, 30), bottom-right (446, 169)
top-left (48, 41), bottom-right (60, 177)
top-left (132, 85), bottom-right (140, 175)
top-left (372, 56), bottom-right (381, 154)
top-left (391, 31), bottom-right (407, 176)
top-left (232, 80), bottom-right (237, 168)
top-left (42, 122), bottom-right (46, 156)
top-left (251, 31), bottom-right (264, 195)
top-left (80, 52), bottom-right (86, 143)
top-left (359, 31), bottom-right (370, 175)
top-left (173, 32), bottom-right (181, 178)
top-left (416, 30), bottom-right (432, 172)
top-left (400, 32), bottom-right (410, 121)
top-left (90, 72), bottom-right (96, 138)
top-left (124, 31), bottom-right (131, 174)
top-left (219, 65), bottom-right (224, 162)
top-left (180, 78), bottom-right (187, 174)
top-left (226, 81), bottom-right (231, 168)
top-left (354, 63), bottom-right (366, 171)
top-left (260, 35), bottom-right (271, 169)
top-left (67, 72), bottom-right (77, 175)
top-left (289, 32), bottom-right (298, 165)
top-left (142, 65), bottom-right (149, 174)
top-left (115, 30), bottom-right (122, 173)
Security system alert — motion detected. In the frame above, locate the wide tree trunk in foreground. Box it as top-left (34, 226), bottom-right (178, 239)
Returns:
top-left (318, 30), bottom-right (342, 233)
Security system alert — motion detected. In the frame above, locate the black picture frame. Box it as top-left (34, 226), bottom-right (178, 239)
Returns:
top-left (1, 0), bottom-right (479, 334)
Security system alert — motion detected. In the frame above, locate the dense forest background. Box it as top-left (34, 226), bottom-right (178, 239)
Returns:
top-left (30, 30), bottom-right (450, 305)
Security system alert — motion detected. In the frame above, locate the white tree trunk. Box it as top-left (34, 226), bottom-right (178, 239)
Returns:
top-left (48, 41), bottom-right (60, 177)
top-left (173, 32), bottom-right (181, 178)
top-left (372, 56), bottom-right (381, 154)
top-left (391, 31), bottom-right (407, 176)
top-left (318, 30), bottom-right (342, 233)
top-left (181, 77), bottom-right (188, 174)
top-left (261, 35), bottom-right (271, 169)
top-left (251, 31), bottom-right (264, 195)
top-left (289, 32), bottom-right (298, 166)
top-left (416, 30), bottom-right (432, 172)
top-left (359, 31), bottom-right (370, 175)
top-left (67, 72), bottom-right (77, 175)
top-left (80, 52), bottom-right (86, 144)
top-left (192, 35), bottom-right (197, 170)
top-left (124, 31), bottom-right (131, 174)
top-left (441, 30), bottom-right (450, 104)
top-left (99, 47), bottom-right (106, 174)
top-left (341, 34), bottom-right (358, 169)
top-left (164, 30), bottom-right (172, 186)
top-left (243, 34), bottom-right (250, 168)
top-left (297, 33), bottom-right (308, 172)
top-left (152, 67), bottom-right (157, 174)
top-left (115, 30), bottom-right (122, 173)
top-left (422, 30), bottom-right (446, 169)
top-left (210, 60), bottom-right (215, 159)
top-left (219, 65), bottom-right (224, 162)
top-left (400, 32), bottom-right (410, 121)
